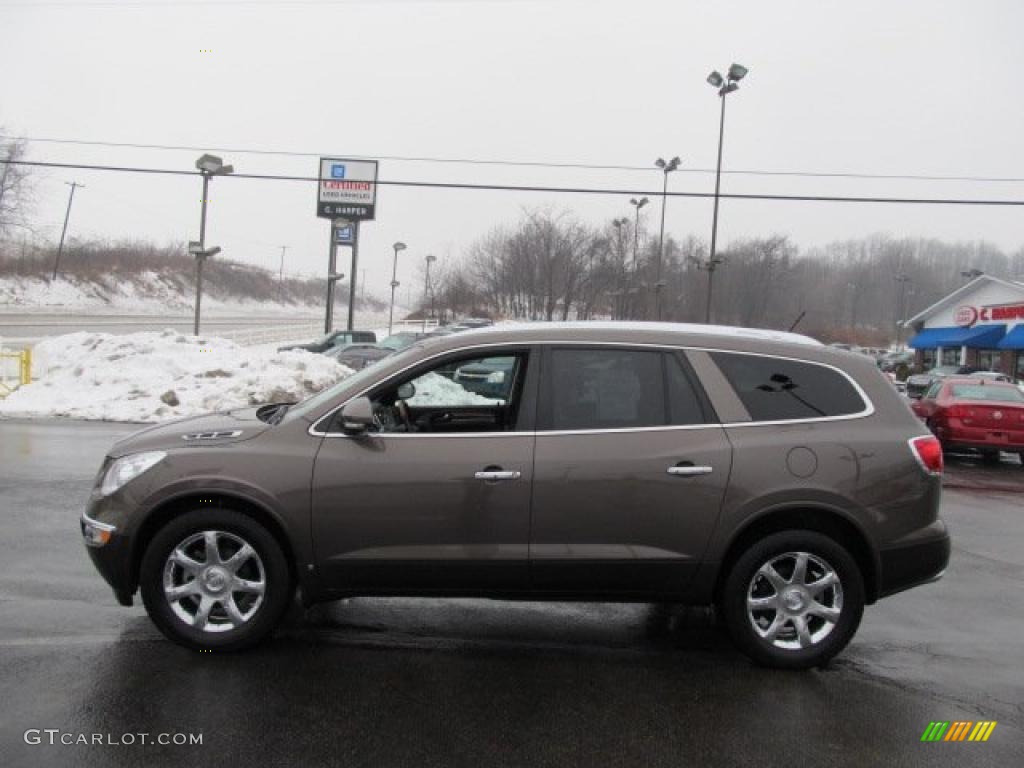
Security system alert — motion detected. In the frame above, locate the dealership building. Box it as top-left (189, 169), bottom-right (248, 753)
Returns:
top-left (905, 275), bottom-right (1024, 379)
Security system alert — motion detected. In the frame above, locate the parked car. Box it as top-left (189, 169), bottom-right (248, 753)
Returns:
top-left (879, 351), bottom-right (914, 373)
top-left (452, 355), bottom-right (517, 398)
top-left (81, 322), bottom-right (948, 669)
top-left (910, 377), bottom-right (1024, 461)
top-left (379, 332), bottom-right (427, 351)
top-left (905, 364), bottom-right (961, 398)
top-left (324, 343), bottom-right (394, 371)
top-left (278, 330), bottom-right (376, 354)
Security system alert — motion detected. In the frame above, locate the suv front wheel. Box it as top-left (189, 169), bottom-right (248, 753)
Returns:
top-left (140, 508), bottom-right (292, 651)
top-left (720, 530), bottom-right (865, 669)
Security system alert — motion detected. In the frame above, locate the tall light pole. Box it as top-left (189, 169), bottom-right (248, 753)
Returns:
top-left (704, 63), bottom-right (748, 324)
top-left (51, 181), bottom-right (84, 281)
top-left (423, 253), bottom-right (436, 332)
top-left (388, 241), bottom-right (406, 335)
top-left (895, 273), bottom-right (912, 348)
top-left (628, 196), bottom-right (648, 271)
top-left (193, 154), bottom-right (233, 335)
top-left (654, 157), bottom-right (680, 320)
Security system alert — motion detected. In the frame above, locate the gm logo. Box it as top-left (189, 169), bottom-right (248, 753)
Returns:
top-left (331, 164), bottom-right (346, 179)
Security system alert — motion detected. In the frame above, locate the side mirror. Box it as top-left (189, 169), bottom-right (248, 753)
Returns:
top-left (338, 396), bottom-right (375, 433)
top-left (397, 381), bottom-right (416, 401)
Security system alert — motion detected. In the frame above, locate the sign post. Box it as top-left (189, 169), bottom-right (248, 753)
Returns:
top-left (317, 158), bottom-right (378, 333)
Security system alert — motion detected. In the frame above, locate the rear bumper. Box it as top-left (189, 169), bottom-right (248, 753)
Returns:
top-left (934, 424), bottom-right (1024, 452)
top-left (878, 522), bottom-right (951, 598)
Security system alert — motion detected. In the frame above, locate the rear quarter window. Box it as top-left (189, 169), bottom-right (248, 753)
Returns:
top-left (709, 352), bottom-right (867, 422)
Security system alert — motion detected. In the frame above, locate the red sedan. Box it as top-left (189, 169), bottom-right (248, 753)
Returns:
top-left (910, 377), bottom-right (1024, 461)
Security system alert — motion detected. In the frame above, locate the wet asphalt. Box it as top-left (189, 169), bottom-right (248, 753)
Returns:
top-left (0, 419), bottom-right (1021, 767)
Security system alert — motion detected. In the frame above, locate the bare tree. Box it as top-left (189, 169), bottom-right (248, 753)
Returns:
top-left (0, 135), bottom-right (34, 237)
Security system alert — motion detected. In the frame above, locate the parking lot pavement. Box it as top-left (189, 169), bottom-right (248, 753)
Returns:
top-left (1, 420), bottom-right (1021, 767)
top-left (943, 449), bottom-right (1024, 492)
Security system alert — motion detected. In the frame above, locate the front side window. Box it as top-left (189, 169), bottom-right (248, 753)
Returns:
top-left (361, 350), bottom-right (528, 434)
top-left (710, 352), bottom-right (867, 422)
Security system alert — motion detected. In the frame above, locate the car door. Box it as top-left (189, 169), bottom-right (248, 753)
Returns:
top-left (529, 345), bottom-right (732, 594)
top-left (310, 345), bottom-right (538, 593)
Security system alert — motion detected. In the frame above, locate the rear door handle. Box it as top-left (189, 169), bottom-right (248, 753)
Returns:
top-left (667, 463), bottom-right (713, 477)
top-left (474, 470), bottom-right (521, 481)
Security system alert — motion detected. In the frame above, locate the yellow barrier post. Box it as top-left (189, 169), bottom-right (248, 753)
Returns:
top-left (21, 348), bottom-right (32, 385)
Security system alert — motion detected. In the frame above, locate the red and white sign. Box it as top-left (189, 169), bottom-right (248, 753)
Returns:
top-left (954, 302), bottom-right (1024, 327)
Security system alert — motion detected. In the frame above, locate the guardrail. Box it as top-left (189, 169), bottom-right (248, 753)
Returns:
top-left (0, 343), bottom-right (32, 399)
top-left (216, 321), bottom-right (323, 347)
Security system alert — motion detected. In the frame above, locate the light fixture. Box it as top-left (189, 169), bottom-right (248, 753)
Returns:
top-left (707, 71), bottom-right (724, 88)
top-left (728, 63), bottom-right (748, 81)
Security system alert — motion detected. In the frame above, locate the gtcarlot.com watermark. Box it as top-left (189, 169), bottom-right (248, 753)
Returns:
top-left (24, 729), bottom-right (202, 746)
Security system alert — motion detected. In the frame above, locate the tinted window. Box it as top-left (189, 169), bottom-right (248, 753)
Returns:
top-left (548, 349), bottom-right (664, 430)
top-left (924, 382), bottom-right (942, 400)
top-left (667, 354), bottom-right (708, 425)
top-left (710, 352), bottom-right (866, 421)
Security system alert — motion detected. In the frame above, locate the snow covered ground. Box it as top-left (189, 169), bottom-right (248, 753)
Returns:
top-left (0, 330), bottom-right (353, 423)
top-left (0, 273), bottom-right (320, 315)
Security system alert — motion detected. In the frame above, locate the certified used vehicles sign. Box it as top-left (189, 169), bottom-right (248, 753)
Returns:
top-left (317, 158), bottom-right (379, 220)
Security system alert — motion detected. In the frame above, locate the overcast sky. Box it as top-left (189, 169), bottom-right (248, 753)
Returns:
top-left (2, 0), bottom-right (1024, 300)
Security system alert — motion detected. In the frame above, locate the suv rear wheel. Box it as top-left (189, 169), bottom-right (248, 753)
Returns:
top-left (140, 509), bottom-right (292, 651)
top-left (720, 530), bottom-right (865, 669)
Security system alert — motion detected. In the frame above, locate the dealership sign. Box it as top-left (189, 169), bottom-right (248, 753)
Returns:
top-left (317, 158), bottom-right (378, 220)
top-left (954, 302), bottom-right (1024, 327)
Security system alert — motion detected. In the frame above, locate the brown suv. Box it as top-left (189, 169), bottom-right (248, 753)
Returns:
top-left (81, 322), bottom-right (949, 668)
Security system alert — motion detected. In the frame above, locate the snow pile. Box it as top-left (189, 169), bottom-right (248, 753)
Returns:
top-left (0, 330), bottom-right (353, 423)
top-left (407, 372), bottom-right (502, 406)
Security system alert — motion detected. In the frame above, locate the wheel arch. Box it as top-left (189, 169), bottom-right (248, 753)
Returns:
top-left (713, 504), bottom-right (880, 605)
top-left (129, 491), bottom-right (298, 596)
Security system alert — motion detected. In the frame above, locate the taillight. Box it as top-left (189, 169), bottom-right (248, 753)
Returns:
top-left (909, 435), bottom-right (944, 475)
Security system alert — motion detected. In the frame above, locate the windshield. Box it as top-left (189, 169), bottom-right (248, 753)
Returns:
top-left (281, 343), bottom-right (424, 423)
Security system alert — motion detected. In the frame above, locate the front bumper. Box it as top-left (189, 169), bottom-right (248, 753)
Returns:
top-left (81, 510), bottom-right (136, 606)
top-left (878, 522), bottom-right (951, 598)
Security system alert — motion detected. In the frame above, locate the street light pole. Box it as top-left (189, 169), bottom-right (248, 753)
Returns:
top-left (192, 154), bottom-right (233, 335)
top-left (654, 157), bottom-right (680, 321)
top-left (389, 241), bottom-right (406, 336)
top-left (51, 181), bottom-right (84, 281)
top-left (705, 63), bottom-right (748, 324)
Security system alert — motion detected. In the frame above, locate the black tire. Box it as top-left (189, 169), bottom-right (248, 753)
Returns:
top-left (140, 508), bottom-right (292, 652)
top-left (720, 530), bottom-right (865, 670)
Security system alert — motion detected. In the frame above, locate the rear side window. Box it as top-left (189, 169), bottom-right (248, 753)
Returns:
top-left (709, 352), bottom-right (867, 421)
top-left (547, 348), bottom-right (665, 430)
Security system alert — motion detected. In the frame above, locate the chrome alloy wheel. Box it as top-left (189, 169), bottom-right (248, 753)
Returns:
top-left (746, 551), bottom-right (843, 650)
top-left (162, 530), bottom-right (266, 633)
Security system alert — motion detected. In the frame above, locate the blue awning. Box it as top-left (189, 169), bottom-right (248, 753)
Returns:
top-left (908, 324), bottom-right (1006, 349)
top-left (997, 325), bottom-right (1024, 350)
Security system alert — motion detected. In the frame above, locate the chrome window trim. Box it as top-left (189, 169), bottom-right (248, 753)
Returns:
top-left (308, 339), bottom-right (875, 438)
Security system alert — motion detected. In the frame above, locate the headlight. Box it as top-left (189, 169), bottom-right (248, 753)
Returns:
top-left (100, 451), bottom-right (166, 496)
top-left (486, 370), bottom-right (505, 384)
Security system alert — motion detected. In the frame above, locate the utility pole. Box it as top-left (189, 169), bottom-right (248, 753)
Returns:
top-left (52, 181), bottom-right (84, 281)
top-left (277, 245), bottom-right (288, 303)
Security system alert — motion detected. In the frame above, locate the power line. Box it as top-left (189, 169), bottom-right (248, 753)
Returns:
top-left (3, 134), bottom-right (1024, 184)
top-left (4, 157), bottom-right (1024, 207)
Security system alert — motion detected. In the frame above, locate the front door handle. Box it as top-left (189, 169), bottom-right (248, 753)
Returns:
top-left (474, 469), bottom-right (521, 481)
top-left (667, 463), bottom-right (713, 477)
